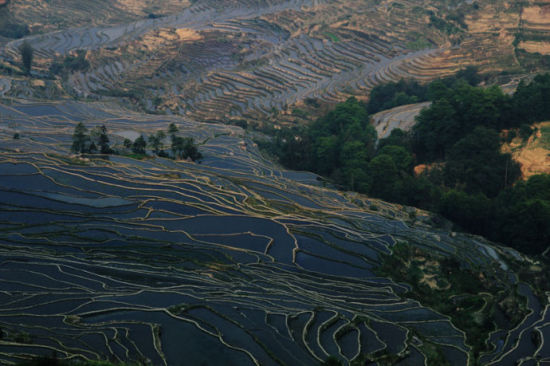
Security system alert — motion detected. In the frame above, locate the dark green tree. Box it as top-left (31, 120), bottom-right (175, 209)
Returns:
top-left (321, 356), bottom-right (343, 366)
top-left (340, 140), bottom-right (371, 192)
top-left (368, 154), bottom-right (399, 201)
top-left (148, 130), bottom-right (166, 155)
top-left (367, 79), bottom-right (428, 114)
top-left (275, 127), bottom-right (312, 171)
top-left (132, 135), bottom-right (147, 155)
top-left (123, 138), bottom-right (132, 149)
top-left (171, 136), bottom-right (202, 161)
top-left (171, 136), bottom-right (183, 159)
top-left (439, 189), bottom-right (491, 233)
top-left (412, 98), bottom-right (458, 161)
top-left (20, 41), bottom-right (33, 75)
top-left (182, 137), bottom-right (202, 161)
top-left (377, 128), bottom-right (412, 151)
top-left (377, 145), bottom-right (414, 173)
top-left (444, 126), bottom-right (520, 197)
top-left (168, 123), bottom-right (179, 140)
top-left (512, 74), bottom-right (550, 124)
top-left (71, 122), bottom-right (90, 154)
top-left (98, 125), bottom-right (111, 154)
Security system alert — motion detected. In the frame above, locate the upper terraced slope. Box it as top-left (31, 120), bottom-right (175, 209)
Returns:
top-left (5, 0), bottom-right (546, 124)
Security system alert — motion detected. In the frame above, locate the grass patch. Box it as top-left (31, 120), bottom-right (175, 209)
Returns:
top-left (407, 38), bottom-right (432, 50)
top-left (324, 32), bottom-right (340, 42)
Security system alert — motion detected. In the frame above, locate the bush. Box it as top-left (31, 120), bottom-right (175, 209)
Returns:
top-left (519, 124), bottom-right (533, 141)
top-left (50, 50), bottom-right (90, 75)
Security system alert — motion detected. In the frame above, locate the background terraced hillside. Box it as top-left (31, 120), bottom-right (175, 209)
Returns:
top-left (2, 0), bottom-right (550, 125)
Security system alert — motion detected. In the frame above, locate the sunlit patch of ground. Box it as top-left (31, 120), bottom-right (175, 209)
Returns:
top-left (503, 121), bottom-right (550, 178)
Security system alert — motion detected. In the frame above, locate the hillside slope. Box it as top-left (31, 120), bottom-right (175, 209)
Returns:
top-left (1, 0), bottom-right (549, 124)
top-left (0, 100), bottom-right (548, 365)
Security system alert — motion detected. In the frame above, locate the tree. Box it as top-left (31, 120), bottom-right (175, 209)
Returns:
top-left (171, 136), bottom-right (183, 159)
top-left (412, 98), bottom-right (458, 161)
top-left (439, 189), bottom-right (491, 233)
top-left (20, 41), bottom-right (33, 75)
top-left (377, 128), bottom-right (412, 151)
top-left (123, 138), bottom-right (132, 149)
top-left (512, 74), bottom-right (550, 124)
top-left (71, 122), bottom-right (90, 154)
top-left (171, 136), bottom-right (202, 161)
top-left (148, 130), bottom-right (166, 155)
top-left (182, 137), bottom-right (202, 161)
top-left (132, 136), bottom-right (147, 155)
top-left (90, 125), bottom-right (111, 154)
top-left (49, 49), bottom-right (90, 76)
top-left (455, 66), bottom-right (482, 86)
top-left (368, 154), bottom-right (399, 201)
top-left (444, 126), bottom-right (520, 197)
top-left (313, 135), bottom-right (339, 176)
top-left (367, 79), bottom-right (428, 114)
top-left (168, 123), bottom-right (179, 140)
top-left (98, 125), bottom-right (111, 154)
top-left (322, 356), bottom-right (343, 366)
top-left (88, 141), bottom-right (97, 154)
top-left (340, 140), bottom-right (370, 192)
top-left (377, 145), bottom-right (413, 173)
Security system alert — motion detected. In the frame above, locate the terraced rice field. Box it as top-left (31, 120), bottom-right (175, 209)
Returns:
top-left (1, 0), bottom-right (473, 122)
top-left (0, 100), bottom-right (548, 365)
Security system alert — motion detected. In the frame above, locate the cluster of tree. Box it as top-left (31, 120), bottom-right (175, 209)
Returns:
top-left (366, 66), bottom-right (482, 114)
top-left (440, 174), bottom-right (550, 255)
top-left (261, 97), bottom-right (377, 192)
top-left (71, 122), bottom-right (202, 161)
top-left (49, 50), bottom-right (90, 76)
top-left (262, 72), bottom-right (550, 255)
top-left (71, 123), bottom-right (113, 155)
top-left (411, 76), bottom-right (549, 162)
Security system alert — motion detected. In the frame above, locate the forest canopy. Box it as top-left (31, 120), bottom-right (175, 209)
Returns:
top-left (260, 72), bottom-right (550, 255)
